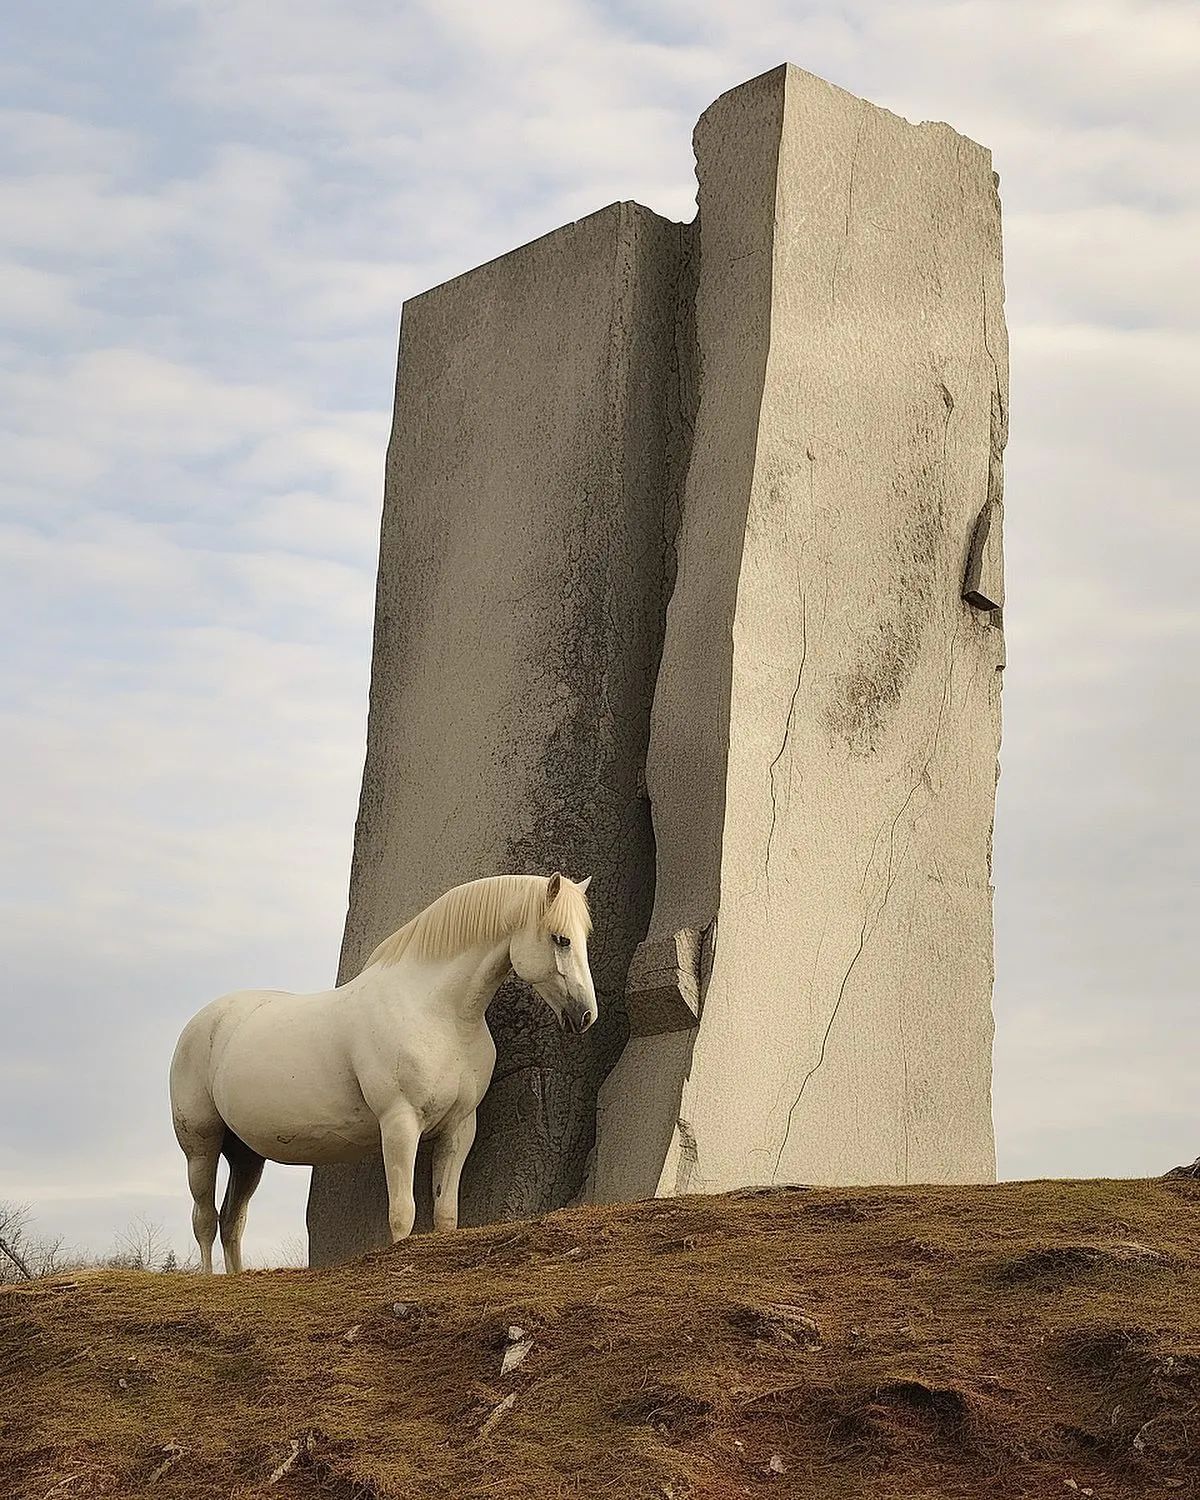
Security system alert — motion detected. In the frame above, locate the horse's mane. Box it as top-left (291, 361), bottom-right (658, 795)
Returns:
top-left (364, 874), bottom-right (591, 970)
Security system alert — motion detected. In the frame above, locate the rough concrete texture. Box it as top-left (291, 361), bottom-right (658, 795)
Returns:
top-left (307, 203), bottom-right (690, 1264)
top-left (590, 65), bottom-right (1006, 1202)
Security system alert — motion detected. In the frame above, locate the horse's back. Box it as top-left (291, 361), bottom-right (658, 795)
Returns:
top-left (172, 988), bottom-right (291, 1073)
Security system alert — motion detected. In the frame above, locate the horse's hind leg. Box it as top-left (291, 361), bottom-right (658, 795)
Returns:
top-left (174, 1101), bottom-right (222, 1273)
top-left (431, 1109), bottom-right (477, 1233)
top-left (219, 1131), bottom-right (266, 1275)
top-left (171, 1017), bottom-right (226, 1274)
top-left (185, 1148), bottom-right (220, 1274)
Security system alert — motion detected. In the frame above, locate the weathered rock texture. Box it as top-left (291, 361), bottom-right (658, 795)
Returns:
top-left (590, 65), bottom-right (1006, 1202)
top-left (307, 203), bottom-right (691, 1264)
top-left (308, 64), bottom-right (1006, 1263)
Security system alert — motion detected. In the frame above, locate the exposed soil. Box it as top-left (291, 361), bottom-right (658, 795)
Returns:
top-left (2, 1178), bottom-right (1198, 1498)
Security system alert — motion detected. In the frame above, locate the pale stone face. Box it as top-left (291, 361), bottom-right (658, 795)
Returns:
top-left (308, 63), bottom-right (1005, 1265)
top-left (592, 65), bottom-right (1004, 1204)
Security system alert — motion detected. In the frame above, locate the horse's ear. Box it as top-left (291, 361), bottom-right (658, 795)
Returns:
top-left (546, 872), bottom-right (562, 905)
top-left (576, 875), bottom-right (592, 895)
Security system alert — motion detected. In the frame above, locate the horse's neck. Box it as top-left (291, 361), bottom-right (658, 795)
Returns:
top-left (373, 938), bottom-right (512, 1024)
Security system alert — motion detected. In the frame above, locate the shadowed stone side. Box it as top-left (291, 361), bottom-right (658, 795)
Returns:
top-left (307, 203), bottom-right (689, 1265)
top-left (590, 65), bottom-right (1005, 1201)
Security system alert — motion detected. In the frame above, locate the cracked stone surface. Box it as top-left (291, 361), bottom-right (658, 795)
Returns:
top-left (308, 65), bottom-right (1005, 1259)
top-left (589, 65), bottom-right (1005, 1203)
top-left (306, 203), bottom-right (689, 1265)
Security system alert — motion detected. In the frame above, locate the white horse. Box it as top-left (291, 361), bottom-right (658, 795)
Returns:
top-left (169, 872), bottom-right (596, 1273)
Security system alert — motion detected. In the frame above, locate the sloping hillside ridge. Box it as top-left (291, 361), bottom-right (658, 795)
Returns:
top-left (2, 1179), bottom-right (1198, 1498)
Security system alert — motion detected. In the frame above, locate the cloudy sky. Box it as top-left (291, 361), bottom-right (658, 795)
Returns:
top-left (1, 0), bottom-right (1196, 1267)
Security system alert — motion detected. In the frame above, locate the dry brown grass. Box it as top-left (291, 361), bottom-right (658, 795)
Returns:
top-left (2, 1178), bottom-right (1199, 1499)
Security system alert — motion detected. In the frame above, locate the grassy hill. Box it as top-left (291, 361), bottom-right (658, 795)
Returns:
top-left (2, 1178), bottom-right (1198, 1498)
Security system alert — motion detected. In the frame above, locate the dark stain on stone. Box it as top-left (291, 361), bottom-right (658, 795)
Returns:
top-left (823, 385), bottom-right (949, 756)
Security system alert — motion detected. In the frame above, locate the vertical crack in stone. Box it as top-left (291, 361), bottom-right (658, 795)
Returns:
top-left (974, 268), bottom-right (1007, 628)
top-left (662, 221), bottom-right (698, 605)
top-left (830, 107), bottom-right (868, 307)
top-left (773, 621), bottom-right (963, 1177)
top-left (939, 379), bottom-right (955, 475)
top-left (766, 593), bottom-right (807, 885)
top-left (980, 270), bottom-right (1006, 435)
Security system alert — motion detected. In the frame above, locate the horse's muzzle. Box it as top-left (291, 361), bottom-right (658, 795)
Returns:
top-left (561, 1006), bottom-right (594, 1036)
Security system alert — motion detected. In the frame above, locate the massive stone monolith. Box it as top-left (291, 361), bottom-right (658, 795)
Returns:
top-left (306, 203), bottom-right (692, 1263)
top-left (307, 63), bottom-right (1006, 1265)
top-left (589, 65), bottom-right (1006, 1202)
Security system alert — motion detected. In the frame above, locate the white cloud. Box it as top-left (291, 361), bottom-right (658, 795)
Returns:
top-left (232, 410), bottom-right (387, 505)
top-left (0, 170), bottom-right (180, 258)
top-left (0, 259), bottom-right (88, 327)
top-left (241, 488), bottom-right (382, 560)
top-left (0, 108), bottom-right (142, 174)
top-left (0, 348), bottom-right (386, 545)
top-left (1008, 209), bottom-right (1200, 328)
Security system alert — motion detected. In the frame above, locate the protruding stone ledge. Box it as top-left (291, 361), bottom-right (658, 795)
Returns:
top-left (626, 923), bottom-right (716, 1036)
top-left (963, 499), bottom-right (1004, 612)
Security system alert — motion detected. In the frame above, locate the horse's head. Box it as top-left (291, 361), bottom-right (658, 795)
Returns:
top-left (509, 872), bottom-right (598, 1035)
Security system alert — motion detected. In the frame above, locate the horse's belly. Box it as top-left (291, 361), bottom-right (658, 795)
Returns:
top-left (223, 1098), bottom-right (375, 1164)
top-left (231, 1105), bottom-right (379, 1167)
top-left (220, 1092), bottom-right (379, 1165)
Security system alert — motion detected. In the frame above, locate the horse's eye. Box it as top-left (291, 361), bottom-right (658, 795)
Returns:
top-left (552, 933), bottom-right (571, 949)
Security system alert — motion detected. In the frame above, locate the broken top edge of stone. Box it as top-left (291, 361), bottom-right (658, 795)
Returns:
top-left (404, 200), bottom-right (679, 309)
top-left (406, 66), bottom-right (994, 312)
top-left (694, 61), bottom-right (994, 162)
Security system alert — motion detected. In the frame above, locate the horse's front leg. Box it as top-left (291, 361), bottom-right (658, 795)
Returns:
top-left (431, 1110), bottom-right (477, 1233)
top-left (378, 1102), bottom-right (422, 1242)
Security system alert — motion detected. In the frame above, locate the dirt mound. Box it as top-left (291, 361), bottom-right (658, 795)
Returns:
top-left (2, 1179), bottom-right (1199, 1499)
